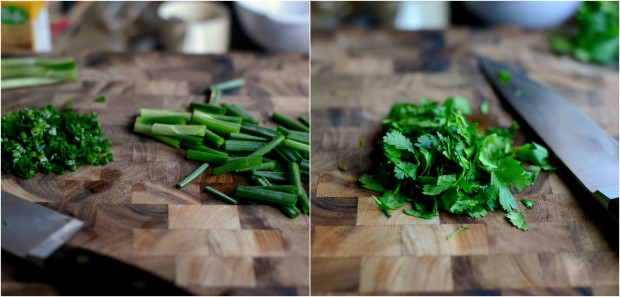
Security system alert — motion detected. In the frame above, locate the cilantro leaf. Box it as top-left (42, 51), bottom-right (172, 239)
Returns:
top-left (383, 130), bottom-right (415, 153)
top-left (359, 174), bottom-right (385, 192)
top-left (506, 211), bottom-right (528, 231)
top-left (498, 70), bottom-right (512, 84)
top-left (394, 161), bottom-right (418, 180)
top-left (372, 187), bottom-right (406, 218)
top-left (516, 142), bottom-right (555, 170)
top-left (423, 174), bottom-right (457, 196)
top-left (522, 199), bottom-right (533, 209)
top-left (404, 198), bottom-right (438, 219)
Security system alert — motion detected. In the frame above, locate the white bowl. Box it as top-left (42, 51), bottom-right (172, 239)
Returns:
top-left (234, 1), bottom-right (309, 53)
top-left (466, 1), bottom-right (582, 29)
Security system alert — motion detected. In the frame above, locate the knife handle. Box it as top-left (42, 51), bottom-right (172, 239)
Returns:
top-left (43, 245), bottom-right (190, 296)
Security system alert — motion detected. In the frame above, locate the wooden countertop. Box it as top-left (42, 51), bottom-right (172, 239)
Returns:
top-left (310, 27), bottom-right (618, 295)
top-left (1, 51), bottom-right (310, 296)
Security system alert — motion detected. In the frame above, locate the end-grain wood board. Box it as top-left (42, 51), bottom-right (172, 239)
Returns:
top-left (1, 52), bottom-right (309, 296)
top-left (310, 27), bottom-right (619, 296)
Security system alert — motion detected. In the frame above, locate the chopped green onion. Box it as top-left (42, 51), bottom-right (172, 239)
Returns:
top-left (241, 124), bottom-right (279, 138)
top-left (234, 162), bottom-right (276, 172)
top-left (181, 142), bottom-right (228, 156)
top-left (274, 146), bottom-right (302, 163)
top-left (225, 140), bottom-right (266, 152)
top-left (205, 186), bottom-right (238, 205)
top-left (176, 163), bottom-right (209, 188)
top-left (271, 112), bottom-right (309, 132)
top-left (234, 186), bottom-right (297, 207)
top-left (299, 115), bottom-right (309, 127)
top-left (253, 176), bottom-right (272, 186)
top-left (136, 116), bottom-right (187, 125)
top-left (186, 150), bottom-right (228, 164)
top-left (212, 156), bottom-right (262, 175)
top-left (140, 109), bottom-right (191, 121)
top-left (249, 135), bottom-right (285, 157)
top-left (283, 139), bottom-right (309, 155)
top-left (203, 128), bottom-right (226, 147)
top-left (151, 124), bottom-right (206, 137)
top-left (209, 87), bottom-right (222, 105)
top-left (253, 185), bottom-right (298, 193)
top-left (190, 102), bottom-right (227, 115)
top-left (230, 133), bottom-right (269, 142)
top-left (289, 162), bottom-right (310, 213)
top-left (192, 110), bottom-right (241, 134)
top-left (222, 103), bottom-right (259, 125)
top-left (253, 171), bottom-right (288, 182)
top-left (211, 78), bottom-right (245, 91)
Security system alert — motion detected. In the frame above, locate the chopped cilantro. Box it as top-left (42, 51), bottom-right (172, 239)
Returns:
top-left (480, 101), bottom-right (490, 115)
top-left (551, 1), bottom-right (619, 64)
top-left (95, 95), bottom-right (106, 103)
top-left (446, 225), bottom-right (469, 240)
top-left (359, 98), bottom-right (553, 230)
top-left (522, 199), bottom-right (533, 209)
top-left (507, 211), bottom-right (528, 231)
top-left (516, 142), bottom-right (555, 170)
top-left (498, 70), bottom-right (512, 84)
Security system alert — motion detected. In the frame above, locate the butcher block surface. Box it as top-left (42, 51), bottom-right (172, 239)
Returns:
top-left (310, 27), bottom-right (619, 295)
top-left (1, 52), bottom-right (309, 296)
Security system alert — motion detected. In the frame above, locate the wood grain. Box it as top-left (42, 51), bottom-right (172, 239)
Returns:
top-left (310, 27), bottom-right (618, 295)
top-left (1, 52), bottom-right (309, 295)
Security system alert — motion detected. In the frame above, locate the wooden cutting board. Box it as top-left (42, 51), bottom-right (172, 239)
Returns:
top-left (310, 27), bottom-right (619, 295)
top-left (1, 52), bottom-right (309, 296)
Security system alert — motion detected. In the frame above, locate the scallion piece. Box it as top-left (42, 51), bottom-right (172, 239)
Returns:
top-left (192, 110), bottom-right (241, 134)
top-left (289, 162), bottom-right (310, 213)
top-left (140, 109), bottom-right (191, 121)
top-left (253, 176), bottom-right (272, 186)
top-left (135, 130), bottom-right (181, 148)
top-left (253, 185), bottom-right (298, 193)
top-left (211, 78), bottom-right (245, 91)
top-left (283, 139), bottom-right (309, 155)
top-left (152, 123), bottom-right (206, 137)
top-left (190, 102), bottom-right (227, 115)
top-left (209, 87), bottom-right (222, 105)
top-left (222, 103), bottom-right (259, 125)
top-left (272, 112), bottom-right (309, 132)
top-left (203, 128), bottom-right (226, 147)
top-left (240, 124), bottom-right (279, 138)
top-left (300, 159), bottom-right (310, 172)
top-left (249, 135), bottom-right (285, 157)
top-left (181, 142), bottom-right (228, 156)
top-left (274, 146), bottom-right (302, 163)
top-left (176, 163), bottom-right (209, 188)
top-left (230, 133), bottom-right (268, 142)
top-left (204, 186), bottom-right (238, 205)
top-left (234, 186), bottom-right (297, 207)
top-left (225, 140), bottom-right (266, 152)
top-left (136, 116), bottom-right (187, 125)
top-left (252, 171), bottom-right (288, 182)
top-left (186, 150), bottom-right (228, 164)
top-left (234, 162), bottom-right (276, 172)
top-left (299, 115), bottom-right (309, 127)
top-left (212, 156), bottom-right (262, 175)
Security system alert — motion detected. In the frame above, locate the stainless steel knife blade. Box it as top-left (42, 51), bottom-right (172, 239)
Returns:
top-left (478, 56), bottom-right (619, 214)
top-left (1, 191), bottom-right (83, 259)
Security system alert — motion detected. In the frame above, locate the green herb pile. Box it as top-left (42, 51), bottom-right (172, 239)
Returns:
top-left (1, 105), bottom-right (112, 179)
top-left (551, 1), bottom-right (619, 64)
top-left (359, 97), bottom-right (553, 230)
top-left (133, 78), bottom-right (310, 218)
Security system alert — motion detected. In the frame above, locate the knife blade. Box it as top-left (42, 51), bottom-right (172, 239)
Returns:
top-left (478, 56), bottom-right (619, 220)
top-left (1, 191), bottom-right (190, 295)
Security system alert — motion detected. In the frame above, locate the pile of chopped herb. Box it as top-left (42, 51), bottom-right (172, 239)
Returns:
top-left (551, 1), bottom-right (619, 64)
top-left (359, 97), bottom-right (552, 230)
top-left (1, 105), bottom-right (112, 179)
top-left (132, 78), bottom-right (310, 218)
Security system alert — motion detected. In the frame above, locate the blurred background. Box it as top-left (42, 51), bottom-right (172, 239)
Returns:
top-left (1, 1), bottom-right (310, 54)
top-left (311, 1), bottom-right (584, 30)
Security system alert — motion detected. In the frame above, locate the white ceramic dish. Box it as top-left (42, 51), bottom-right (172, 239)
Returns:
top-left (234, 1), bottom-right (309, 53)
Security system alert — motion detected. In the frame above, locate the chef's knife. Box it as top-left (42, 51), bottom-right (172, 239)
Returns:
top-left (1, 191), bottom-right (190, 295)
top-left (478, 56), bottom-right (618, 221)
